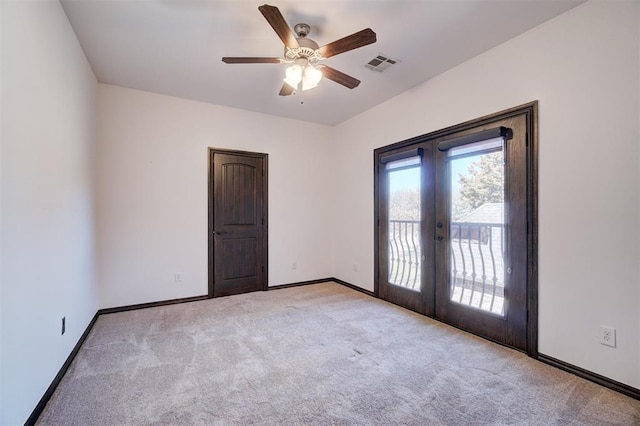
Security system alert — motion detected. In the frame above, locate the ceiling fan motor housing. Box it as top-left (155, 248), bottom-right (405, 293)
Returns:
top-left (285, 40), bottom-right (321, 61)
top-left (283, 23), bottom-right (322, 62)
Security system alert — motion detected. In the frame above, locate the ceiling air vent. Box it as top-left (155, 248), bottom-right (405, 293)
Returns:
top-left (365, 54), bottom-right (400, 72)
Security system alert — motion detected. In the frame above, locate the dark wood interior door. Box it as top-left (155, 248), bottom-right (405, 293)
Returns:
top-left (209, 150), bottom-right (267, 297)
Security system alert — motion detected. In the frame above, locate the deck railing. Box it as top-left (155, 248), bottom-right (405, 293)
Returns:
top-left (388, 220), bottom-right (505, 315)
top-left (388, 220), bottom-right (422, 291)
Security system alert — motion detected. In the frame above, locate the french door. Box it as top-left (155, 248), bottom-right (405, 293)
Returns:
top-left (377, 143), bottom-right (434, 316)
top-left (375, 103), bottom-right (537, 353)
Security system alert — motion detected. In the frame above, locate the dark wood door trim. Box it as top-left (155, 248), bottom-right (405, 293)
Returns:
top-left (208, 147), bottom-right (268, 298)
top-left (374, 101), bottom-right (538, 356)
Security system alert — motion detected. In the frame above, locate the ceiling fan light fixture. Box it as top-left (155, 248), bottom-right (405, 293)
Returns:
top-left (283, 64), bottom-right (303, 89)
top-left (284, 63), bottom-right (323, 92)
top-left (302, 79), bottom-right (318, 91)
top-left (304, 65), bottom-right (323, 86)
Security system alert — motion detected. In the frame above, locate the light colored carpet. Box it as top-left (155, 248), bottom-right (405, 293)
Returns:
top-left (37, 282), bottom-right (640, 425)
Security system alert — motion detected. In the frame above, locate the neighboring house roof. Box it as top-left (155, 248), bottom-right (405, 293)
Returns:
top-left (458, 203), bottom-right (504, 224)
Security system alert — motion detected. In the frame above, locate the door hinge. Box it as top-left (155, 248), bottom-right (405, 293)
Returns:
top-left (261, 217), bottom-right (264, 225)
top-left (262, 266), bottom-right (265, 272)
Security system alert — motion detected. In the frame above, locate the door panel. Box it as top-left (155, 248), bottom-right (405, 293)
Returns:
top-left (221, 163), bottom-right (258, 225)
top-left (378, 143), bottom-right (434, 315)
top-left (210, 151), bottom-right (267, 297)
top-left (435, 116), bottom-right (528, 351)
top-left (221, 238), bottom-right (257, 279)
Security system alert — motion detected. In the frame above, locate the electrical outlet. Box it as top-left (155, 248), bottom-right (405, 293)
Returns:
top-left (291, 262), bottom-right (297, 270)
top-left (599, 326), bottom-right (616, 347)
top-left (61, 317), bottom-right (66, 335)
top-left (174, 273), bottom-right (182, 282)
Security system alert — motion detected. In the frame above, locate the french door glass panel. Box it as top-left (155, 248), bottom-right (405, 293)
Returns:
top-left (386, 156), bottom-right (421, 291)
top-left (447, 137), bottom-right (505, 316)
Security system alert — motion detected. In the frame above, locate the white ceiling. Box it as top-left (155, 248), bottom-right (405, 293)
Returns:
top-left (60, 0), bottom-right (584, 126)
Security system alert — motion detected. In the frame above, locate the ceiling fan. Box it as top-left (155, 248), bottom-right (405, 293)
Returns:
top-left (222, 4), bottom-right (377, 96)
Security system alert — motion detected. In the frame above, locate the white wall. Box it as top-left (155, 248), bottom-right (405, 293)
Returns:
top-left (96, 84), bottom-right (333, 308)
top-left (0, 1), bottom-right (98, 424)
top-left (331, 0), bottom-right (640, 388)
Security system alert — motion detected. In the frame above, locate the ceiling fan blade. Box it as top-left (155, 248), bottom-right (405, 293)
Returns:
top-left (258, 5), bottom-right (299, 49)
top-left (318, 28), bottom-right (376, 58)
top-left (222, 57), bottom-right (282, 64)
top-left (279, 83), bottom-right (295, 96)
top-left (321, 66), bottom-right (361, 89)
